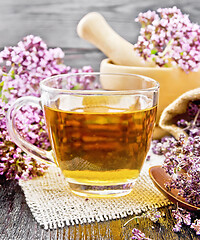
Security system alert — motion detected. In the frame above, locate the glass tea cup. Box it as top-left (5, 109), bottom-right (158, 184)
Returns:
top-left (6, 73), bottom-right (159, 197)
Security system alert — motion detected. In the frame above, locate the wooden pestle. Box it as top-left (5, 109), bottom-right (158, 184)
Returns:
top-left (77, 12), bottom-right (154, 67)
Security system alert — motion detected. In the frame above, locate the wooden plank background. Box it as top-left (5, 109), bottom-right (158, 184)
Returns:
top-left (0, 0), bottom-right (200, 70)
top-left (0, 0), bottom-right (200, 50)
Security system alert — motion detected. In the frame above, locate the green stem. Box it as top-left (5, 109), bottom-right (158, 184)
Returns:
top-left (159, 39), bottom-right (174, 57)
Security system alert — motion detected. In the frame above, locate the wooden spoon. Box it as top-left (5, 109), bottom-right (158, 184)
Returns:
top-left (77, 12), bottom-right (154, 67)
top-left (149, 166), bottom-right (200, 212)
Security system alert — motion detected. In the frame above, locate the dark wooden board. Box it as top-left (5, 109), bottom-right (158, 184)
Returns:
top-left (0, 0), bottom-right (200, 49)
top-left (0, 176), bottom-right (199, 240)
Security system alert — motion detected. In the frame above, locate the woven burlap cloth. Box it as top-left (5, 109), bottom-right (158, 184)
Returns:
top-left (19, 151), bottom-right (171, 230)
top-left (159, 88), bottom-right (200, 139)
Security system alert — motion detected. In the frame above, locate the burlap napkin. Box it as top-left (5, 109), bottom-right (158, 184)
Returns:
top-left (159, 88), bottom-right (200, 139)
top-left (19, 150), bottom-right (171, 229)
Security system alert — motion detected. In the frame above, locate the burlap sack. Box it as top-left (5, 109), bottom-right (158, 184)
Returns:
top-left (159, 88), bottom-right (200, 139)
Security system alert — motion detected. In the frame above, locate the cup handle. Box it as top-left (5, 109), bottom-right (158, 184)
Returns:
top-left (6, 96), bottom-right (55, 165)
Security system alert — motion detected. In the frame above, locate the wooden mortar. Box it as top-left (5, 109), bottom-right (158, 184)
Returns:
top-left (100, 59), bottom-right (200, 138)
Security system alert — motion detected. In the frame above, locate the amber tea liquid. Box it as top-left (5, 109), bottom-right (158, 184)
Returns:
top-left (44, 100), bottom-right (157, 188)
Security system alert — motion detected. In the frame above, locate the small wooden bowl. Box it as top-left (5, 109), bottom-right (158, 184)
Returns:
top-left (149, 166), bottom-right (200, 212)
top-left (100, 59), bottom-right (200, 138)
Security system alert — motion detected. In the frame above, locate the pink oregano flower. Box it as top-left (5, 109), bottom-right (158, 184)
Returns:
top-left (0, 35), bottom-right (95, 180)
top-left (134, 6), bottom-right (200, 72)
top-left (191, 219), bottom-right (200, 235)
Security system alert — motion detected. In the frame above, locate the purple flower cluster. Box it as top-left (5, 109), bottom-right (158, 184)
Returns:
top-left (152, 99), bottom-right (200, 234)
top-left (172, 207), bottom-right (191, 232)
top-left (0, 35), bottom-right (95, 180)
top-left (152, 100), bottom-right (200, 155)
top-left (177, 101), bottom-right (200, 137)
top-left (134, 6), bottom-right (200, 72)
top-left (172, 207), bottom-right (200, 235)
top-left (161, 103), bottom-right (200, 207)
top-left (145, 209), bottom-right (162, 223)
top-left (131, 228), bottom-right (151, 240)
top-left (14, 106), bottom-right (51, 150)
top-left (160, 135), bottom-right (200, 207)
top-left (191, 219), bottom-right (200, 235)
top-left (152, 136), bottom-right (176, 155)
top-left (0, 35), bottom-right (69, 100)
top-left (0, 98), bottom-right (48, 180)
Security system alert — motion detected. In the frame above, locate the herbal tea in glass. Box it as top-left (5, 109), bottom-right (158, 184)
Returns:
top-left (7, 73), bottom-right (159, 197)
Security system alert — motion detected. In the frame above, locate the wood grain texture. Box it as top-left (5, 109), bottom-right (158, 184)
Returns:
top-left (0, 176), bottom-right (199, 240)
top-left (0, 0), bottom-right (200, 49)
top-left (63, 48), bottom-right (105, 70)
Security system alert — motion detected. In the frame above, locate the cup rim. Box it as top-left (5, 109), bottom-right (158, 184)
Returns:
top-left (40, 72), bottom-right (159, 95)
